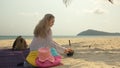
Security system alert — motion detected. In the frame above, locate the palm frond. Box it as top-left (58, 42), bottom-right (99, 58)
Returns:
top-left (108, 0), bottom-right (113, 4)
top-left (63, 0), bottom-right (113, 7)
top-left (63, 0), bottom-right (72, 7)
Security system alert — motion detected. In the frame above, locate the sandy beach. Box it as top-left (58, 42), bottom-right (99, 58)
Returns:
top-left (0, 37), bottom-right (120, 68)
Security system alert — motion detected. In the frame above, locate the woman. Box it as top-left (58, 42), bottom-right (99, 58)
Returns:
top-left (30, 13), bottom-right (66, 54)
top-left (25, 14), bottom-right (74, 68)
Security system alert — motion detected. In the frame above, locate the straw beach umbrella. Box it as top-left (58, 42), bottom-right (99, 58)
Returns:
top-left (63, 0), bottom-right (114, 7)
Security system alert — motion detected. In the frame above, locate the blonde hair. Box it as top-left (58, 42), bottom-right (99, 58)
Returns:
top-left (34, 14), bottom-right (54, 38)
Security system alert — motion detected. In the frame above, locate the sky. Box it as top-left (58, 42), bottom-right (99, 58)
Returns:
top-left (0, 0), bottom-right (120, 36)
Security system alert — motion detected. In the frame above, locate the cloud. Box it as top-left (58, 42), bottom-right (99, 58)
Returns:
top-left (18, 12), bottom-right (40, 16)
top-left (90, 0), bottom-right (104, 4)
top-left (93, 8), bottom-right (108, 14)
top-left (81, 0), bottom-right (110, 15)
top-left (83, 8), bottom-right (108, 14)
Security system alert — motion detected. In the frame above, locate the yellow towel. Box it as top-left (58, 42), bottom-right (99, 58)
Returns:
top-left (26, 51), bottom-right (38, 66)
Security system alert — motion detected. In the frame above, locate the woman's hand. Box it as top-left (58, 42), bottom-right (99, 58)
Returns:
top-left (64, 48), bottom-right (74, 57)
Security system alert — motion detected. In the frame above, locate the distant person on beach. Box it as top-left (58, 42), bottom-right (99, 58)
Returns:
top-left (30, 13), bottom-right (73, 54)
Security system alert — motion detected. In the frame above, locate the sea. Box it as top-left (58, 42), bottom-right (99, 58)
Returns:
top-left (0, 35), bottom-right (120, 40)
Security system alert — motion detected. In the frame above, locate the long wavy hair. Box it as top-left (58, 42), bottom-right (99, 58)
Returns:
top-left (34, 14), bottom-right (54, 38)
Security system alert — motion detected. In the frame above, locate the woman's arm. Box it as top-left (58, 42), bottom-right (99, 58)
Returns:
top-left (49, 29), bottom-right (66, 54)
top-left (52, 41), bottom-right (66, 54)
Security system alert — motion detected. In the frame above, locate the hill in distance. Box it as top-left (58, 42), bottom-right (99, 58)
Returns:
top-left (77, 29), bottom-right (120, 36)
